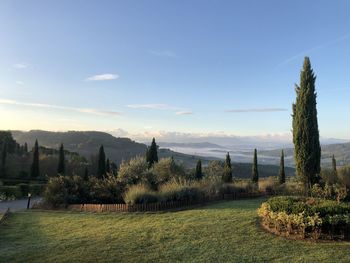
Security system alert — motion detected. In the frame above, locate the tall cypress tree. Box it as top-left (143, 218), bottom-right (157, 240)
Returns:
top-left (195, 159), bottom-right (203, 180)
top-left (252, 149), bottom-right (259, 184)
top-left (83, 166), bottom-right (89, 181)
top-left (279, 150), bottom-right (286, 184)
top-left (1, 142), bottom-right (7, 178)
top-left (332, 154), bottom-right (337, 177)
top-left (24, 142), bottom-right (28, 153)
top-left (292, 57), bottom-right (321, 193)
top-left (97, 145), bottom-right (106, 179)
top-left (30, 139), bottom-right (40, 178)
top-left (146, 138), bottom-right (158, 168)
top-left (57, 143), bottom-right (65, 175)
top-left (106, 158), bottom-right (111, 174)
top-left (223, 152), bottom-right (233, 182)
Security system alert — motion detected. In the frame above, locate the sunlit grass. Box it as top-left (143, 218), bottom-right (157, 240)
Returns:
top-left (1, 198), bottom-right (350, 262)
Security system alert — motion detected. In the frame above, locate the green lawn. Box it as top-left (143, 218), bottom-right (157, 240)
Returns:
top-left (1, 198), bottom-right (350, 263)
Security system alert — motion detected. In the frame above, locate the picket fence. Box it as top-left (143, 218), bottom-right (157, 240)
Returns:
top-left (67, 192), bottom-right (264, 213)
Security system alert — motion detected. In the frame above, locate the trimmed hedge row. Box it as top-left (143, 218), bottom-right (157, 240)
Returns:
top-left (258, 196), bottom-right (350, 240)
top-left (0, 184), bottom-right (45, 200)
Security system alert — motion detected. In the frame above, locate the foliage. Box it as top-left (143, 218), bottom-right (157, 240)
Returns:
top-left (30, 139), bottom-right (40, 178)
top-left (117, 156), bottom-right (152, 187)
top-left (151, 157), bottom-right (186, 186)
top-left (194, 159), bottom-right (203, 180)
top-left (146, 137), bottom-right (158, 168)
top-left (97, 145), bottom-right (106, 179)
top-left (0, 185), bottom-right (22, 199)
top-left (252, 149), bottom-right (259, 184)
top-left (203, 160), bottom-right (224, 179)
top-left (279, 150), bottom-right (285, 184)
top-left (292, 57), bottom-right (321, 192)
top-left (123, 184), bottom-right (157, 205)
top-left (222, 153), bottom-right (232, 182)
top-left (57, 143), bottom-right (65, 175)
top-left (89, 175), bottom-right (124, 203)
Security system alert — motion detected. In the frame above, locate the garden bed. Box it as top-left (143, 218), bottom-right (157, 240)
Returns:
top-left (258, 196), bottom-right (350, 240)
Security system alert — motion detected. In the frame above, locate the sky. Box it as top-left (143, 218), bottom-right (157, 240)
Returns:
top-left (1, 0), bottom-right (350, 141)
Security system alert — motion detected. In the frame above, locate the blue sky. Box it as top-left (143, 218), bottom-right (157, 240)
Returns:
top-left (1, 0), bottom-right (350, 140)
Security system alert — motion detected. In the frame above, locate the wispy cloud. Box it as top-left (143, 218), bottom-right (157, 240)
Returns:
top-left (277, 33), bottom-right (350, 68)
top-left (85, 73), bottom-right (119, 81)
top-left (13, 63), bottom-right (28, 69)
top-left (175, 111), bottom-right (193, 115)
top-left (225, 108), bottom-right (288, 113)
top-left (16, 81), bottom-right (24, 86)
top-left (127, 104), bottom-right (180, 110)
top-left (149, 50), bottom-right (177, 58)
top-left (0, 98), bottom-right (121, 117)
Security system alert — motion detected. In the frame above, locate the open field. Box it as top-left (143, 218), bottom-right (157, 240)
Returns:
top-left (1, 198), bottom-right (350, 262)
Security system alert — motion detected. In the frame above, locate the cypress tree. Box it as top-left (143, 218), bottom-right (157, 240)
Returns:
top-left (223, 152), bottom-right (233, 182)
top-left (1, 142), bottom-right (7, 177)
top-left (30, 139), bottom-right (40, 178)
top-left (97, 145), bottom-right (106, 179)
top-left (106, 158), bottom-right (111, 174)
top-left (24, 142), bottom-right (28, 153)
top-left (146, 138), bottom-right (158, 168)
top-left (292, 57), bottom-right (321, 193)
top-left (195, 159), bottom-right (203, 180)
top-left (279, 150), bottom-right (286, 184)
top-left (110, 162), bottom-right (118, 175)
top-left (83, 167), bottom-right (89, 181)
top-left (252, 149), bottom-right (259, 184)
top-left (57, 143), bottom-right (65, 175)
top-left (332, 154), bottom-right (337, 177)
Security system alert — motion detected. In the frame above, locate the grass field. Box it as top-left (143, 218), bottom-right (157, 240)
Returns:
top-left (1, 198), bottom-right (350, 263)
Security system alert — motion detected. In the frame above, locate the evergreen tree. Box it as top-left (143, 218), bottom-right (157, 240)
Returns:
top-left (292, 57), bottom-right (321, 193)
top-left (223, 152), bottom-right (233, 182)
top-left (1, 142), bottom-right (7, 177)
top-left (97, 145), bottom-right (106, 179)
top-left (146, 138), bottom-right (158, 168)
top-left (110, 162), bottom-right (118, 175)
top-left (252, 149), bottom-right (259, 184)
top-left (279, 150), bottom-right (286, 184)
top-left (195, 159), bottom-right (203, 180)
top-left (106, 158), bottom-right (111, 174)
top-left (83, 167), bottom-right (89, 181)
top-left (24, 142), bottom-right (28, 153)
top-left (30, 139), bottom-right (40, 178)
top-left (57, 143), bottom-right (65, 175)
top-left (332, 154), bottom-right (337, 177)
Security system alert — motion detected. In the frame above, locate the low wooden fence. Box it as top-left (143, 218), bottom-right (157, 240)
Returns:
top-left (68, 192), bottom-right (264, 213)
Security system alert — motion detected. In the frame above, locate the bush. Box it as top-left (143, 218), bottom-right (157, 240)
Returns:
top-left (18, 183), bottom-right (30, 196)
top-left (152, 158), bottom-right (186, 186)
top-left (89, 175), bottom-right (124, 203)
top-left (260, 196), bottom-right (350, 239)
top-left (118, 156), bottom-right (150, 186)
top-left (29, 184), bottom-right (46, 196)
top-left (123, 184), bottom-right (158, 205)
top-left (158, 180), bottom-right (202, 202)
top-left (0, 185), bottom-right (22, 199)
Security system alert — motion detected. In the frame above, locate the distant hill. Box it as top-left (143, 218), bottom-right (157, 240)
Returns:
top-left (259, 142), bottom-right (350, 168)
top-left (158, 142), bottom-right (226, 149)
top-left (12, 130), bottom-right (147, 165)
top-left (10, 130), bottom-right (295, 178)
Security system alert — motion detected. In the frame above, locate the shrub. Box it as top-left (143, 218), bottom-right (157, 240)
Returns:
top-left (0, 185), bottom-right (22, 199)
top-left (158, 179), bottom-right (202, 202)
top-left (29, 184), bottom-right (46, 196)
top-left (118, 156), bottom-right (150, 186)
top-left (123, 184), bottom-right (158, 205)
top-left (260, 196), bottom-right (350, 240)
top-left (18, 183), bottom-right (30, 196)
top-left (89, 175), bottom-right (124, 203)
top-left (152, 158), bottom-right (186, 186)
